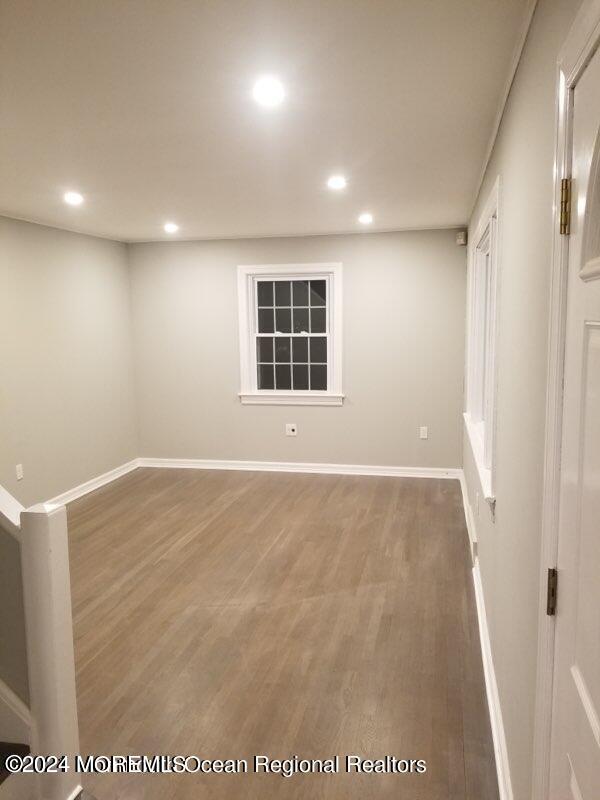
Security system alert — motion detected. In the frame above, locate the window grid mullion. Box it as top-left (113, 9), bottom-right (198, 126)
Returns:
top-left (254, 275), bottom-right (329, 392)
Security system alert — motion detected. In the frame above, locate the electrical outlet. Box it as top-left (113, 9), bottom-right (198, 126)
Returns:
top-left (419, 426), bottom-right (428, 440)
top-left (285, 423), bottom-right (297, 437)
top-left (16, 464), bottom-right (24, 481)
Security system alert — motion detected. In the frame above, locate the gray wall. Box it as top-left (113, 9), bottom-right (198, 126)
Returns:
top-left (129, 230), bottom-right (466, 468)
top-left (463, 1), bottom-right (582, 798)
top-left (0, 216), bottom-right (138, 506)
top-left (0, 216), bottom-right (138, 703)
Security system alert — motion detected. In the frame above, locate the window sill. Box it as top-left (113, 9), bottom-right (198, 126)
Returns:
top-left (463, 413), bottom-right (494, 502)
top-left (239, 392), bottom-right (344, 406)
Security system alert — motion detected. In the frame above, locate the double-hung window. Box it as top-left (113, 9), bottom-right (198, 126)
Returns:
top-left (465, 178), bottom-right (500, 501)
top-left (238, 263), bottom-right (343, 405)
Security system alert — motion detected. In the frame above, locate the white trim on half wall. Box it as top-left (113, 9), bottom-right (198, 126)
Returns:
top-left (472, 560), bottom-right (514, 800)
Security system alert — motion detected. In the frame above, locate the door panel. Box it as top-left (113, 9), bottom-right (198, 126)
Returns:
top-left (550, 43), bottom-right (600, 800)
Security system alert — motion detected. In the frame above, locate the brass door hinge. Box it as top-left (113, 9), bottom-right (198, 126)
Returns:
top-left (560, 178), bottom-right (572, 235)
top-left (547, 568), bottom-right (558, 616)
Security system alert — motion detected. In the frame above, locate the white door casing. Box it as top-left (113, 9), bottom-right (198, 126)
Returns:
top-left (549, 42), bottom-right (600, 800)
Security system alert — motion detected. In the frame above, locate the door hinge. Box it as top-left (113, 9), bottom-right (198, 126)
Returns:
top-left (546, 568), bottom-right (558, 616)
top-left (560, 178), bottom-right (572, 235)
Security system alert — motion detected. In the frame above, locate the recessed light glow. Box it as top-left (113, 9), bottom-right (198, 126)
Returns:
top-left (252, 75), bottom-right (285, 108)
top-left (64, 191), bottom-right (84, 206)
top-left (327, 174), bottom-right (347, 191)
top-left (358, 212), bottom-right (373, 225)
top-left (164, 222), bottom-right (179, 234)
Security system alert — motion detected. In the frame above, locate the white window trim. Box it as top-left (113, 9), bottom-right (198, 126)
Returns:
top-left (464, 177), bottom-right (500, 502)
top-left (237, 262), bottom-right (344, 406)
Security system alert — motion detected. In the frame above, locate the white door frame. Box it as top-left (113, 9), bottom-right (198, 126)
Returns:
top-left (532, 2), bottom-right (600, 798)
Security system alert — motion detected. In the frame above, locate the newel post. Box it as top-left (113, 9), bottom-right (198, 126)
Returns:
top-left (20, 503), bottom-right (81, 800)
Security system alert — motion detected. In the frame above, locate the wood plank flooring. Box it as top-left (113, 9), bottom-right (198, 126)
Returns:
top-left (67, 468), bottom-right (498, 800)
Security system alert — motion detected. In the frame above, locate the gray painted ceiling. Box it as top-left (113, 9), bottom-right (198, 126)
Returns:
top-left (0, 0), bottom-right (530, 241)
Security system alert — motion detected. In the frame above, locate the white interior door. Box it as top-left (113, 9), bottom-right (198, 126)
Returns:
top-left (549, 43), bottom-right (600, 800)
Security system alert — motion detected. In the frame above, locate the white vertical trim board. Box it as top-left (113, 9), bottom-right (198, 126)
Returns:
top-left (472, 560), bottom-right (514, 800)
top-left (459, 471), bottom-right (478, 563)
top-left (459, 474), bottom-right (509, 798)
top-left (533, 3), bottom-right (600, 799)
top-left (20, 504), bottom-right (81, 800)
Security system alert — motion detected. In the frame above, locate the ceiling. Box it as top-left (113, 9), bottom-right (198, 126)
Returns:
top-left (0, 0), bottom-right (530, 242)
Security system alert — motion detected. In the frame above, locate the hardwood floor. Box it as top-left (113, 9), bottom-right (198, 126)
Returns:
top-left (67, 468), bottom-right (498, 800)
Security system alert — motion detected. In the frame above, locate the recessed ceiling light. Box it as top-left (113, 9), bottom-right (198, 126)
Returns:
top-left (252, 75), bottom-right (285, 108)
top-left (64, 190), bottom-right (84, 206)
top-left (358, 212), bottom-right (373, 225)
top-left (327, 175), bottom-right (347, 191)
top-left (164, 222), bottom-right (179, 234)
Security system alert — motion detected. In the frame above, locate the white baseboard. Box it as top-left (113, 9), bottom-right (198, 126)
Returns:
top-left (45, 459), bottom-right (139, 506)
top-left (462, 471), bottom-right (509, 798)
top-left (137, 457), bottom-right (462, 480)
top-left (0, 677), bottom-right (31, 744)
top-left (44, 457), bottom-right (462, 506)
top-left (459, 471), bottom-right (478, 562)
top-left (472, 560), bottom-right (513, 800)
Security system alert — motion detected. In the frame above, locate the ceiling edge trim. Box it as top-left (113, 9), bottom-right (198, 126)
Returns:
top-left (126, 223), bottom-right (468, 245)
top-left (468, 0), bottom-right (539, 219)
top-left (0, 211), bottom-right (127, 244)
top-left (0, 211), bottom-right (466, 245)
